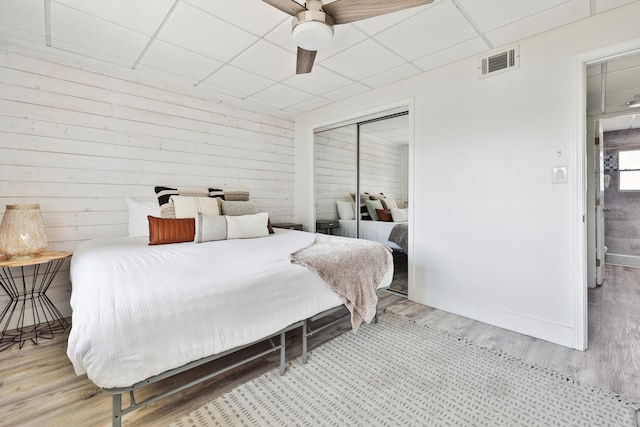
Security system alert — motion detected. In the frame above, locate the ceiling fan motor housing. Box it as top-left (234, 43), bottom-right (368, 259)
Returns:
top-left (292, 1), bottom-right (335, 51)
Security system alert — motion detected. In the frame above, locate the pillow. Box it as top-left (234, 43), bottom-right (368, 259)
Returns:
top-left (224, 190), bottom-right (250, 201)
top-left (154, 186), bottom-right (208, 218)
top-left (226, 212), bottom-right (270, 239)
top-left (147, 216), bottom-right (195, 245)
top-left (171, 195), bottom-right (221, 219)
top-left (221, 200), bottom-right (258, 216)
top-left (127, 198), bottom-right (160, 237)
top-left (350, 192), bottom-right (371, 220)
top-left (208, 188), bottom-right (225, 199)
top-left (375, 209), bottom-right (393, 222)
top-left (336, 200), bottom-right (355, 220)
top-left (364, 199), bottom-right (384, 221)
top-left (390, 208), bottom-right (408, 222)
top-left (371, 193), bottom-right (398, 210)
top-left (194, 213), bottom-right (227, 243)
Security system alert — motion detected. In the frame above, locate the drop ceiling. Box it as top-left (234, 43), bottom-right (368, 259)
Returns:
top-left (0, 0), bottom-right (638, 114)
top-left (587, 52), bottom-right (640, 131)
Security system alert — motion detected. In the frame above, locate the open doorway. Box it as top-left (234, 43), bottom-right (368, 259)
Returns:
top-left (587, 52), bottom-right (640, 287)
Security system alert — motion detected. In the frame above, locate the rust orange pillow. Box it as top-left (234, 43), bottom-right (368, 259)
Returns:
top-left (148, 216), bottom-right (195, 245)
top-left (375, 209), bottom-right (393, 222)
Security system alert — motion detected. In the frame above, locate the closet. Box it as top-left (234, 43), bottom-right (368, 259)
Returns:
top-left (314, 111), bottom-right (409, 295)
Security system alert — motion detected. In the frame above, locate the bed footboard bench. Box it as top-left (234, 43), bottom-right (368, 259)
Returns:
top-left (104, 321), bottom-right (303, 427)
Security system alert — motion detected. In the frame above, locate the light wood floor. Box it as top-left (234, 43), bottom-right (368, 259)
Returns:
top-left (1, 264), bottom-right (639, 426)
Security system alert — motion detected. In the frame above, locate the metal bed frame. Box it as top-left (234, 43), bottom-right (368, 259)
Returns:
top-left (300, 300), bottom-right (380, 364)
top-left (104, 321), bottom-right (302, 427)
top-left (103, 288), bottom-right (387, 426)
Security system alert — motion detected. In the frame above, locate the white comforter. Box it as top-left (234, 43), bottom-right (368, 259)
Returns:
top-left (338, 219), bottom-right (404, 251)
top-left (67, 229), bottom-right (392, 389)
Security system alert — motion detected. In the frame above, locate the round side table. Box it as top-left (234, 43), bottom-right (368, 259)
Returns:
top-left (0, 251), bottom-right (72, 351)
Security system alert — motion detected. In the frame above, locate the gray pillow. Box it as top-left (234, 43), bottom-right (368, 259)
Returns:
top-left (221, 200), bottom-right (258, 216)
top-left (194, 213), bottom-right (227, 243)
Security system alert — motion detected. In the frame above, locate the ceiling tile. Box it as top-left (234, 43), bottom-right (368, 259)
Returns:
top-left (158, 2), bottom-right (258, 62)
top-left (376, 1), bottom-right (478, 62)
top-left (601, 115), bottom-right (637, 131)
top-left (485, 0), bottom-right (590, 48)
top-left (282, 66), bottom-right (353, 96)
top-left (230, 40), bottom-right (297, 81)
top-left (137, 39), bottom-right (223, 81)
top-left (203, 65), bottom-right (276, 97)
top-left (263, 19), bottom-right (298, 53)
top-left (320, 40), bottom-right (405, 81)
top-left (315, 25), bottom-right (370, 62)
top-left (53, 0), bottom-right (175, 35)
top-left (352, 3), bottom-right (436, 36)
top-left (185, 0), bottom-right (288, 37)
top-left (0, 0), bottom-right (45, 36)
top-left (413, 37), bottom-right (489, 72)
top-left (246, 83), bottom-right (314, 109)
top-left (324, 82), bottom-right (371, 102)
top-left (456, 0), bottom-right (570, 32)
top-left (607, 66), bottom-right (640, 94)
top-left (595, 0), bottom-right (639, 13)
top-left (51, 2), bottom-right (150, 62)
top-left (586, 73), bottom-right (602, 97)
top-left (361, 64), bottom-right (422, 89)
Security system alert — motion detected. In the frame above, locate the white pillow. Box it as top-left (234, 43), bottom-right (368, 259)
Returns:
top-left (194, 213), bottom-right (227, 243)
top-left (127, 197), bottom-right (160, 237)
top-left (171, 195), bottom-right (220, 219)
top-left (226, 212), bottom-right (270, 239)
top-left (383, 197), bottom-right (398, 210)
top-left (390, 208), bottom-right (408, 222)
top-left (365, 199), bottom-right (384, 221)
top-left (336, 200), bottom-right (355, 220)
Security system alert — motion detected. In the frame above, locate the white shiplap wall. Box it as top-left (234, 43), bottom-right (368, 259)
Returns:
top-left (0, 44), bottom-right (295, 324)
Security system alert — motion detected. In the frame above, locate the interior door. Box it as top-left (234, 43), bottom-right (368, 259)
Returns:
top-left (595, 121), bottom-right (605, 286)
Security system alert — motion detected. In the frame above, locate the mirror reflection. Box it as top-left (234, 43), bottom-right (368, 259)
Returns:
top-left (314, 113), bottom-right (409, 295)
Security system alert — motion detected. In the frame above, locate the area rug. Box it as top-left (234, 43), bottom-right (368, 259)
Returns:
top-left (168, 313), bottom-right (637, 427)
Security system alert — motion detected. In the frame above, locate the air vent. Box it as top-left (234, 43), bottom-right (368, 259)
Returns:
top-left (479, 45), bottom-right (519, 78)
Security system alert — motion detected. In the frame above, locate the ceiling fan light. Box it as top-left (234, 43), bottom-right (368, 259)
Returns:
top-left (292, 20), bottom-right (334, 51)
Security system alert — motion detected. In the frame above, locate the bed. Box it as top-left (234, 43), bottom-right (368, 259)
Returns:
top-left (337, 219), bottom-right (407, 252)
top-left (67, 228), bottom-right (392, 425)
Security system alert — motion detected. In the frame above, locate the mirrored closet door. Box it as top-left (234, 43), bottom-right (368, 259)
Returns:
top-left (314, 112), bottom-right (409, 295)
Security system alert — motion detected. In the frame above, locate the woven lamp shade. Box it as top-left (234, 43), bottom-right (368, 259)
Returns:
top-left (0, 204), bottom-right (48, 260)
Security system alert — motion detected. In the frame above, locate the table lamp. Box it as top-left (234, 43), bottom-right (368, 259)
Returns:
top-left (0, 204), bottom-right (48, 260)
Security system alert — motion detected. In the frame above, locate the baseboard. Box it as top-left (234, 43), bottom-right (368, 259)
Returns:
top-left (605, 253), bottom-right (640, 268)
top-left (410, 289), bottom-right (574, 348)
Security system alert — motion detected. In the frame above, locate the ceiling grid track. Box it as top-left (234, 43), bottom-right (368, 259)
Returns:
top-left (44, 0), bottom-right (51, 47)
top-left (451, 0), bottom-right (493, 50)
top-left (600, 62), bottom-right (607, 115)
top-left (132, 0), bottom-right (182, 70)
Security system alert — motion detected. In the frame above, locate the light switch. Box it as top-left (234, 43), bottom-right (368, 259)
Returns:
top-left (553, 166), bottom-right (568, 183)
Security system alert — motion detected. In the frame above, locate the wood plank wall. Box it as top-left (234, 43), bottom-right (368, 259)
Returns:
top-left (0, 47), bottom-right (295, 325)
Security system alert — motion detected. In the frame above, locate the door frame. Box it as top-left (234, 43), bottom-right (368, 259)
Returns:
top-left (572, 37), bottom-right (640, 350)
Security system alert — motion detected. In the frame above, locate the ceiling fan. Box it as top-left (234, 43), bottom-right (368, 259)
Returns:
top-left (263, 0), bottom-right (434, 74)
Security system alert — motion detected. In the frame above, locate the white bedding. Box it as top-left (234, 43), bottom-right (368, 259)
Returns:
top-left (67, 229), bottom-right (392, 389)
top-left (337, 219), bottom-right (404, 251)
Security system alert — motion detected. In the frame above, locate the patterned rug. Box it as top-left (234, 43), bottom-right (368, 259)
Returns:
top-left (168, 313), bottom-right (637, 427)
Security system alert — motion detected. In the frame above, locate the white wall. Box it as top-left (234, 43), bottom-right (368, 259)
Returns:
top-left (0, 42), bottom-right (295, 323)
top-left (295, 3), bottom-right (640, 348)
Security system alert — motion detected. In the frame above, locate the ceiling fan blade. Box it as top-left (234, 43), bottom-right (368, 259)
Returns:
top-left (262, 0), bottom-right (306, 17)
top-left (296, 47), bottom-right (317, 74)
top-left (323, 0), bottom-right (434, 25)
